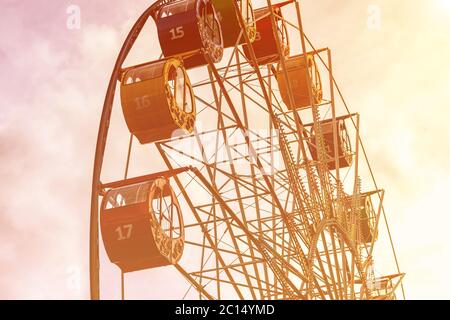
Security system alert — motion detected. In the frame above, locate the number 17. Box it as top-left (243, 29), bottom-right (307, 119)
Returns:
top-left (115, 224), bottom-right (133, 241)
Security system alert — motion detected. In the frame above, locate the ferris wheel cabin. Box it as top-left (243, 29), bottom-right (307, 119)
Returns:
top-left (120, 58), bottom-right (196, 144)
top-left (371, 274), bottom-right (404, 300)
top-left (353, 194), bottom-right (378, 244)
top-left (340, 193), bottom-right (378, 245)
top-left (100, 178), bottom-right (184, 273)
top-left (308, 119), bottom-right (353, 171)
top-left (276, 53), bottom-right (323, 109)
top-left (243, 5), bottom-right (290, 66)
top-left (155, 0), bottom-right (224, 69)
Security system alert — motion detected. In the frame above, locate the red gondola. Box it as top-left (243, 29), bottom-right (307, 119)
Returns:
top-left (242, 5), bottom-right (289, 65)
top-left (309, 119), bottom-right (353, 171)
top-left (120, 58), bottom-right (195, 145)
top-left (155, 0), bottom-right (223, 69)
top-left (100, 178), bottom-right (184, 273)
top-left (341, 193), bottom-right (378, 244)
top-left (276, 53), bottom-right (323, 109)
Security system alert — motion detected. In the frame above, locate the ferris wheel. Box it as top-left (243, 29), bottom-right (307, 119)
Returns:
top-left (90, 0), bottom-right (405, 300)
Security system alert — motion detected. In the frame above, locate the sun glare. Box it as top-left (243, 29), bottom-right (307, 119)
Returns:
top-left (439, 0), bottom-right (450, 9)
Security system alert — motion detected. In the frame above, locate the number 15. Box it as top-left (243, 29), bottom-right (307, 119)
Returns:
top-left (170, 26), bottom-right (185, 40)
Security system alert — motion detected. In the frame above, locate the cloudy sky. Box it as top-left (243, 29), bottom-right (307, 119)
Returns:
top-left (0, 0), bottom-right (449, 299)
